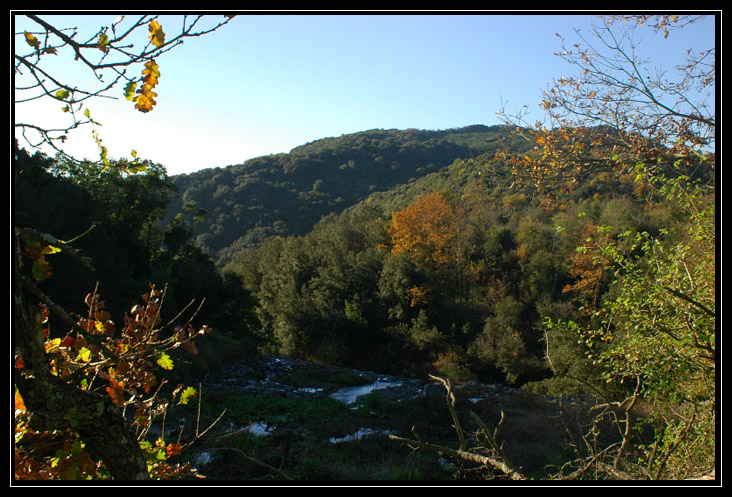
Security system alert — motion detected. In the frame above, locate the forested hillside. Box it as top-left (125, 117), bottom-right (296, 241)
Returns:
top-left (220, 138), bottom-right (696, 385)
top-left (14, 14), bottom-right (715, 482)
top-left (166, 125), bottom-right (528, 266)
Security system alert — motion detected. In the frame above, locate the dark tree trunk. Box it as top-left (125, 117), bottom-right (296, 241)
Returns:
top-left (13, 246), bottom-right (149, 480)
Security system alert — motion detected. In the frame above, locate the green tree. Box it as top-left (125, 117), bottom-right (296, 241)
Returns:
top-left (592, 183), bottom-right (715, 478)
top-left (470, 296), bottom-right (545, 384)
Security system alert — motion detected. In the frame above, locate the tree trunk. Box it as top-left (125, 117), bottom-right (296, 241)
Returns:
top-left (13, 251), bottom-right (149, 480)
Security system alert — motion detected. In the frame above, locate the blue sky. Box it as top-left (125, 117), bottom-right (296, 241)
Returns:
top-left (13, 13), bottom-right (716, 176)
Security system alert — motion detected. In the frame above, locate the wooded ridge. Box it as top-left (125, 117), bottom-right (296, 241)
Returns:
top-left (165, 125), bottom-right (528, 267)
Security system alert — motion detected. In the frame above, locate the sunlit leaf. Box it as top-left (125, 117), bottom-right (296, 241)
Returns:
top-left (45, 337), bottom-right (61, 354)
top-left (44, 245), bottom-right (62, 255)
top-left (148, 20), bottom-right (166, 48)
top-left (156, 352), bottom-right (174, 370)
top-left (127, 162), bottom-right (147, 174)
top-left (166, 442), bottom-right (182, 457)
top-left (92, 129), bottom-right (109, 164)
top-left (97, 32), bottom-right (109, 52)
top-left (14, 389), bottom-right (25, 412)
top-left (54, 89), bottom-right (70, 100)
top-left (178, 386), bottom-right (197, 405)
top-left (24, 31), bottom-right (40, 49)
top-left (141, 59), bottom-right (161, 87)
top-left (76, 347), bottom-right (92, 363)
top-left (123, 81), bottom-right (137, 101)
top-left (106, 379), bottom-right (125, 407)
top-left (134, 59), bottom-right (161, 113)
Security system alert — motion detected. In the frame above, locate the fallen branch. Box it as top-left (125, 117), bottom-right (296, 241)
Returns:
top-left (388, 434), bottom-right (527, 480)
top-left (428, 375), bottom-right (467, 451)
top-left (389, 375), bottom-right (529, 480)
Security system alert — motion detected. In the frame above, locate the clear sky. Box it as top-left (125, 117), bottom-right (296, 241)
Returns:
top-left (13, 12), bottom-right (717, 176)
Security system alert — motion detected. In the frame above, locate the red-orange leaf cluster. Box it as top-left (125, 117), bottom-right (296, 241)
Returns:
top-left (14, 283), bottom-right (209, 480)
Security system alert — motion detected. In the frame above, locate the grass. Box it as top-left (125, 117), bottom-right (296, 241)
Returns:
top-left (166, 385), bottom-right (458, 481)
top-left (163, 355), bottom-right (604, 481)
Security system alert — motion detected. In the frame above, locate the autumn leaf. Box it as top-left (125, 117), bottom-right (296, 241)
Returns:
top-left (106, 379), bottom-right (125, 407)
top-left (15, 389), bottom-right (26, 412)
top-left (53, 89), bottom-right (70, 101)
top-left (76, 347), bottom-right (92, 363)
top-left (148, 20), bottom-right (166, 48)
top-left (134, 59), bottom-right (161, 113)
top-left (165, 442), bottom-right (182, 457)
top-left (123, 81), bottom-right (137, 101)
top-left (178, 386), bottom-right (197, 405)
top-left (92, 129), bottom-right (109, 164)
top-left (182, 340), bottom-right (198, 355)
top-left (24, 31), bottom-right (40, 50)
top-left (141, 59), bottom-right (161, 87)
top-left (24, 241), bottom-right (61, 282)
top-left (31, 258), bottom-right (53, 281)
top-left (97, 32), bottom-right (109, 52)
top-left (156, 352), bottom-right (174, 370)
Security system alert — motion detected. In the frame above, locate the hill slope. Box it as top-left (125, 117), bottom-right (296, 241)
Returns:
top-left (166, 125), bottom-right (527, 266)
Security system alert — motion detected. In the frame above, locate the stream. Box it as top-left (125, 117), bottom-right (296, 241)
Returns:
top-left (202, 354), bottom-right (432, 406)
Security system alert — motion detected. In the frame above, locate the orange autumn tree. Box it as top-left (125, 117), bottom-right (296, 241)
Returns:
top-left (389, 192), bottom-right (461, 267)
top-left (388, 193), bottom-right (476, 304)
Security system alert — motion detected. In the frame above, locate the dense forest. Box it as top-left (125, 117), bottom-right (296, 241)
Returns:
top-left (14, 14), bottom-right (716, 482)
top-left (166, 125), bottom-right (527, 267)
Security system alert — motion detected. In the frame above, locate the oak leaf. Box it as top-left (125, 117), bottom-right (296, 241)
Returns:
top-left (134, 59), bottom-right (161, 112)
top-left (148, 20), bottom-right (166, 48)
top-left (106, 379), bottom-right (125, 407)
top-left (156, 352), bottom-right (174, 370)
top-left (178, 386), bottom-right (197, 405)
top-left (165, 442), bottom-right (182, 457)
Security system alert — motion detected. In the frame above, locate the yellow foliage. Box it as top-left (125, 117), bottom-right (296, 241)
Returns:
top-left (134, 59), bottom-right (160, 113)
top-left (148, 19), bottom-right (166, 48)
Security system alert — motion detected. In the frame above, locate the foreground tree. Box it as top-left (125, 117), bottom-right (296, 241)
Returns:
top-left (13, 14), bottom-right (233, 480)
top-left (499, 15), bottom-right (714, 193)
top-left (497, 15), bottom-right (716, 479)
top-left (15, 14), bottom-right (233, 165)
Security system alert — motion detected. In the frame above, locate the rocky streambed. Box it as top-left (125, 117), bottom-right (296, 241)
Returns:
top-left (201, 354), bottom-right (532, 409)
top-left (185, 354), bottom-right (596, 480)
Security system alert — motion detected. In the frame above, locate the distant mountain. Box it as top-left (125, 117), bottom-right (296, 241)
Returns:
top-left (166, 125), bottom-right (528, 266)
